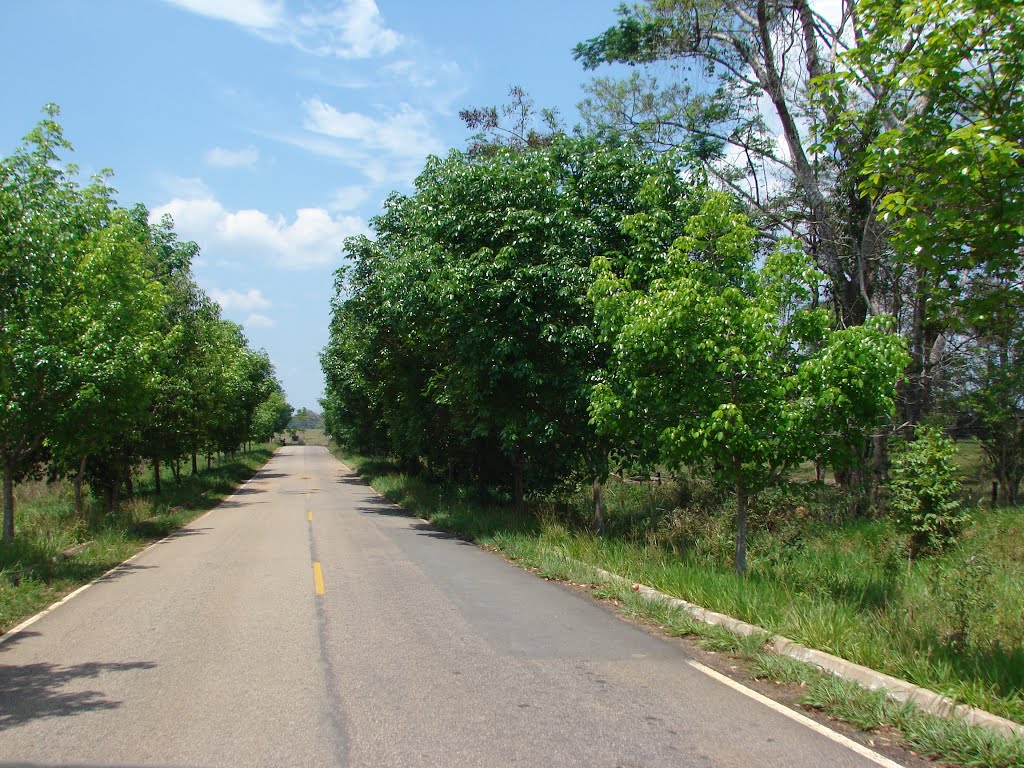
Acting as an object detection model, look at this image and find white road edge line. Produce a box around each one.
[0,461,269,647]
[688,660,905,768]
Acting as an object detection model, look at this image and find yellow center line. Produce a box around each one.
[312,562,325,595]
[308,511,313,522]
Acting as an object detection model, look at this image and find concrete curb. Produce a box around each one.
[589,566,1024,740]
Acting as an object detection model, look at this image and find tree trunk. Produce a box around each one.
[74,455,88,517]
[901,267,946,429]
[124,460,134,501]
[735,488,749,576]
[511,459,526,517]
[191,451,198,476]
[870,429,887,509]
[474,444,489,503]
[3,455,15,545]
[592,475,605,535]
[997,466,1020,507]
[172,460,182,485]
[153,456,161,495]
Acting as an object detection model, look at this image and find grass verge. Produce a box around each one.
[335,447,1024,768]
[0,446,274,634]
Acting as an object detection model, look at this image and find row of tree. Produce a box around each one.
[321,0,1023,571]
[0,107,293,544]
[319,136,908,571]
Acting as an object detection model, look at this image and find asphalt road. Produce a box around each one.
[0,446,906,767]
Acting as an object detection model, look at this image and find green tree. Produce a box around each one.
[135,210,203,492]
[289,407,323,431]
[0,108,89,541]
[888,427,969,556]
[50,206,167,513]
[252,390,293,442]
[590,193,908,573]
[321,135,698,514]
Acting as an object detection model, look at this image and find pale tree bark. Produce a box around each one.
[592,475,606,535]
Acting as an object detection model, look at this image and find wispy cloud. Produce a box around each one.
[161,0,402,59]
[260,96,446,190]
[152,194,367,270]
[209,287,272,312]
[162,0,282,29]
[294,0,402,59]
[157,175,214,198]
[205,146,260,168]
[243,313,276,328]
[303,97,444,158]
[328,185,370,212]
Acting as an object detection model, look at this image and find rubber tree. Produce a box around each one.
[590,193,908,574]
[0,109,82,542]
[322,135,702,515]
[50,207,167,514]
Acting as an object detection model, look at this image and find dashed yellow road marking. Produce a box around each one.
[312,562,325,595]
[308,511,313,522]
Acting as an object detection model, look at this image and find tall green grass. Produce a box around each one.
[0,446,274,633]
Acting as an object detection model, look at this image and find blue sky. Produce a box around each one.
[0,0,625,410]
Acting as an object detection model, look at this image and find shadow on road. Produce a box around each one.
[0,658,157,730]
[217,500,268,509]
[165,527,212,540]
[354,499,476,545]
[355,497,411,517]
[0,631,42,654]
[254,472,287,480]
[95,563,157,586]
[335,475,368,487]
[409,522,475,546]
[231,486,266,495]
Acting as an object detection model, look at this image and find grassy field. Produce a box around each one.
[0,446,274,633]
[298,428,329,446]
[334,446,1024,767]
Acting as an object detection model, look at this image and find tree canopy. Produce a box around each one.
[0,108,291,540]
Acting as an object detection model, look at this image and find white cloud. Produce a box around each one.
[261,129,427,189]
[205,146,260,168]
[383,60,436,89]
[295,0,402,59]
[244,313,276,328]
[162,0,402,59]
[152,195,367,270]
[158,175,213,198]
[303,97,444,158]
[161,0,283,29]
[328,185,370,212]
[209,287,272,312]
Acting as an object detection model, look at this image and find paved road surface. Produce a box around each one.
[0,446,903,767]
